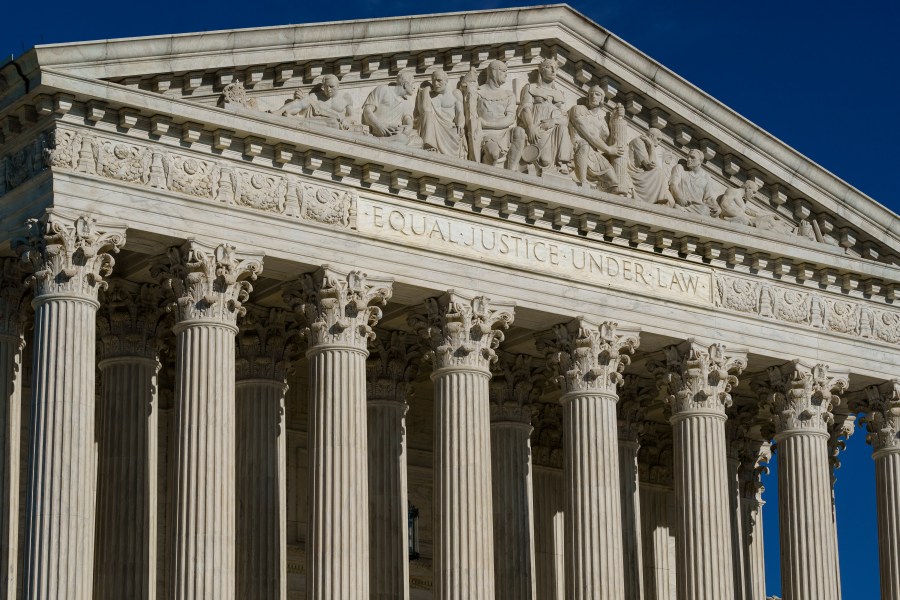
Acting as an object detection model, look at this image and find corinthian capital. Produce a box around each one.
[649,341,747,416]
[283,266,393,350]
[489,351,542,424]
[152,241,263,326]
[863,380,900,453]
[236,306,301,381]
[14,213,126,300]
[0,258,28,338]
[408,291,514,372]
[618,374,654,442]
[753,360,849,435]
[536,318,640,397]
[366,329,420,405]
[97,279,169,360]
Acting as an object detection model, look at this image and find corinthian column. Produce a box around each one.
[755,360,849,600]
[13,213,126,600]
[410,292,514,599]
[862,380,900,600]
[94,281,167,600]
[0,259,27,600]
[366,329,419,600]
[537,318,640,600]
[618,376,649,600]
[154,241,263,600]
[284,267,392,600]
[235,307,298,600]
[489,352,539,600]
[650,341,747,600]
[739,438,771,600]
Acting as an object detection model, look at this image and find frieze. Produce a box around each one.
[715,273,900,346]
[26,126,356,230]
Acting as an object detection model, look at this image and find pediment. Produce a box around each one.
[2,6,899,285]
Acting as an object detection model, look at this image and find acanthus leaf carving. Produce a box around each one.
[648,341,746,416]
[151,240,263,326]
[531,400,563,468]
[13,213,127,300]
[283,266,393,350]
[408,291,514,372]
[753,360,849,434]
[618,374,654,442]
[97,279,170,360]
[638,422,674,485]
[536,317,639,397]
[0,258,29,339]
[489,351,542,424]
[236,305,301,381]
[862,380,900,453]
[366,328,420,405]
[827,412,856,486]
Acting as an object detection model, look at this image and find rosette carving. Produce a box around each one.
[283,266,393,350]
[753,360,849,434]
[236,306,301,381]
[862,380,900,452]
[366,329,420,404]
[97,279,169,360]
[649,341,746,416]
[152,241,263,326]
[489,351,542,423]
[536,318,640,397]
[14,213,126,300]
[408,292,514,372]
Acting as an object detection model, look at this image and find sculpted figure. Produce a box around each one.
[627,127,672,204]
[717,180,761,225]
[669,149,717,215]
[466,60,526,170]
[362,69,423,147]
[518,58,573,174]
[415,69,465,157]
[568,85,623,190]
[271,75,356,130]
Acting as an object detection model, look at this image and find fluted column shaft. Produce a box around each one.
[776,430,839,599]
[671,410,735,599]
[367,400,409,600]
[875,448,900,600]
[24,295,99,600]
[619,439,644,600]
[741,498,766,600]
[235,379,287,600]
[410,292,513,600]
[15,215,127,600]
[433,367,495,597]
[171,322,238,598]
[491,419,536,600]
[758,360,848,600]
[534,468,564,600]
[94,356,159,600]
[727,456,748,600]
[286,267,392,600]
[0,327,24,600]
[563,391,625,599]
[639,484,676,600]
[155,240,263,600]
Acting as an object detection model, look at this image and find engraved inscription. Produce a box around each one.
[357,199,713,305]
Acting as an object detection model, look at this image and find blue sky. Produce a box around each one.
[6,0,896,597]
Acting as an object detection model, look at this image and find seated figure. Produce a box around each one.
[670,149,717,216]
[627,127,671,205]
[518,58,573,174]
[416,69,465,157]
[270,75,357,131]
[568,85,623,190]
[466,60,526,170]
[362,69,423,147]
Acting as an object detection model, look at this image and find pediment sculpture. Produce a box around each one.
[214,57,835,245]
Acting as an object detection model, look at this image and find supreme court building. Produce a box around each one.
[0,5,898,600]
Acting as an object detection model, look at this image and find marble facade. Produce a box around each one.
[0,5,898,599]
